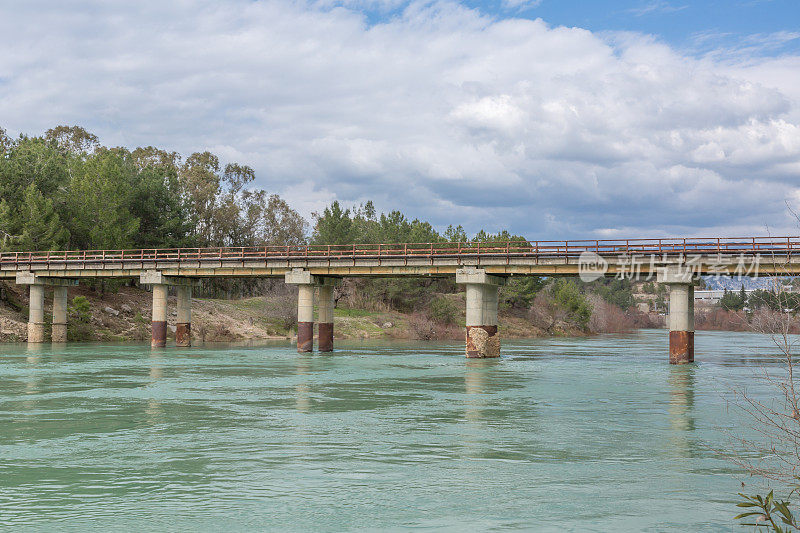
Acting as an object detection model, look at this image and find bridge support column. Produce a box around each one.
[52,286,68,343]
[457,268,505,358]
[141,271,195,349]
[318,284,334,352]
[658,267,697,364]
[175,286,191,347]
[285,270,340,353]
[28,284,46,343]
[15,272,78,344]
[296,284,315,352]
[151,284,168,348]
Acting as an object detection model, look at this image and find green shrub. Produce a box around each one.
[500,276,545,309]
[70,296,91,322]
[553,279,592,329]
[67,296,94,341]
[429,295,459,325]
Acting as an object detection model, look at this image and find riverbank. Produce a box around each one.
[0,283,592,343]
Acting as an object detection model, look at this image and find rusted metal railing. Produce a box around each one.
[1,236,798,267]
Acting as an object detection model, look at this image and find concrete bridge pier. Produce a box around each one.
[285,269,339,353]
[15,272,77,343]
[141,271,194,348]
[296,284,315,352]
[658,267,697,364]
[175,286,192,347]
[456,268,505,358]
[150,284,168,348]
[318,284,335,352]
[286,269,316,352]
[27,284,46,343]
[52,287,68,343]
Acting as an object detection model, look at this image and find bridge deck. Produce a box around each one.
[2,237,799,279]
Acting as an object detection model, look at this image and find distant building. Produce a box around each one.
[694,289,758,305]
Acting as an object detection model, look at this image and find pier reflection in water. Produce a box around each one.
[0,330,786,531]
[668,365,697,459]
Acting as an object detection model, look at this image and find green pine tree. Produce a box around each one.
[17,183,70,250]
[312,201,354,245]
[0,198,15,250]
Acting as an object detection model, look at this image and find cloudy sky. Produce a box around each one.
[2,0,799,239]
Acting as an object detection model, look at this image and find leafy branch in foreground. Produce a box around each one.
[736,490,798,531]
[725,212,800,531]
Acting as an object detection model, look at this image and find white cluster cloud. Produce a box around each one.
[1,0,799,239]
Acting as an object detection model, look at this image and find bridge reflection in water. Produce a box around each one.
[668,366,697,460]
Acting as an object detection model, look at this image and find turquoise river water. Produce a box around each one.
[0,329,790,531]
